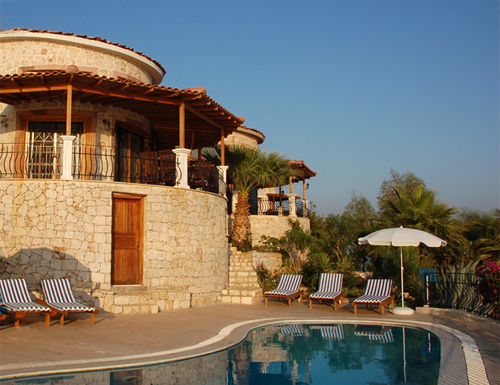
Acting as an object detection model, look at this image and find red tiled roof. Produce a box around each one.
[240,126,266,139]
[290,160,317,180]
[9,28,166,76]
[0,70,245,148]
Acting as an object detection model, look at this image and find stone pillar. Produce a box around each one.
[173,148,190,189]
[60,135,75,180]
[288,194,297,217]
[217,165,229,196]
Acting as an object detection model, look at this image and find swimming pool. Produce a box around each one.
[3,323,441,384]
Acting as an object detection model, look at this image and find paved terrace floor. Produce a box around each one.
[0,300,499,384]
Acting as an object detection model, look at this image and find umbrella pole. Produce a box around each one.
[400,246,405,308]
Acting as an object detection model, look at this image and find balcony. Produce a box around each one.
[0,143,227,195]
[248,192,309,218]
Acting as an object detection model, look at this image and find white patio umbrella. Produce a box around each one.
[358,226,447,315]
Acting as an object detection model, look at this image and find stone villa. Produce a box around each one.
[0,29,315,314]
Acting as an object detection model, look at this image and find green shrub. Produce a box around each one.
[255,263,280,292]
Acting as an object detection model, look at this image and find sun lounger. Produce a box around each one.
[264,274,303,307]
[353,279,395,315]
[39,278,99,325]
[309,273,343,310]
[0,278,54,328]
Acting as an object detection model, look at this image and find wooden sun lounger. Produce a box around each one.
[264,274,303,307]
[353,279,395,315]
[0,278,55,328]
[38,278,99,325]
[309,273,343,310]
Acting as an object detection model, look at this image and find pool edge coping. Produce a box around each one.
[0,317,490,384]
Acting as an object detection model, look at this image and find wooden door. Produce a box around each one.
[112,195,143,285]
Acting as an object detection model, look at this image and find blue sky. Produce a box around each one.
[1,0,498,216]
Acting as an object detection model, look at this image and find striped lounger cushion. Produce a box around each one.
[353,279,392,304]
[0,279,50,312]
[309,273,343,299]
[368,330,394,343]
[311,324,344,340]
[265,275,302,296]
[41,279,94,312]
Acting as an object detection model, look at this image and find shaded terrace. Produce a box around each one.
[0,70,245,193]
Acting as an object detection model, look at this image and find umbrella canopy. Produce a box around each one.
[358,226,447,310]
[358,227,447,247]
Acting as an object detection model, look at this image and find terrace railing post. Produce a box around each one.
[288,194,297,217]
[217,165,228,196]
[303,200,310,217]
[60,135,75,180]
[173,148,190,189]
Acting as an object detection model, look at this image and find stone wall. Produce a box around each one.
[0,180,229,313]
[0,39,155,84]
[249,216,310,246]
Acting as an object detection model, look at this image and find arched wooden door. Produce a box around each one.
[112,194,143,285]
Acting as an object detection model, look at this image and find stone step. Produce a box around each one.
[220,295,263,305]
[222,287,262,297]
[229,280,259,287]
[229,265,255,272]
[229,270,257,278]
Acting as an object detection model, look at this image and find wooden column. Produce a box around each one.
[66,85,73,135]
[179,102,185,148]
[289,176,293,194]
[220,127,225,166]
[303,181,307,200]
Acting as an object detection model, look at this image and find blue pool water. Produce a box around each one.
[4,324,440,384]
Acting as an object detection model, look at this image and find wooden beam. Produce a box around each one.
[184,104,224,130]
[66,85,72,135]
[0,84,69,93]
[179,102,185,148]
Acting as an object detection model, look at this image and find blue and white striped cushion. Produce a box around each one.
[0,278,50,312]
[280,324,304,336]
[41,279,94,312]
[368,330,394,343]
[353,279,392,303]
[311,324,344,340]
[265,274,302,295]
[309,273,343,299]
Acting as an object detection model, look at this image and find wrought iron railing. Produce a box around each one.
[0,143,63,179]
[0,143,227,195]
[248,195,308,217]
[423,272,498,320]
[188,161,226,195]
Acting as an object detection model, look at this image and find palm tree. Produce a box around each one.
[203,145,300,249]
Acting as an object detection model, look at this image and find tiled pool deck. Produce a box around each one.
[0,300,498,384]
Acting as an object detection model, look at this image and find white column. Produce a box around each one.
[60,135,75,180]
[173,148,190,189]
[288,193,297,217]
[217,165,229,196]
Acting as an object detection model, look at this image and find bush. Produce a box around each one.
[255,263,280,292]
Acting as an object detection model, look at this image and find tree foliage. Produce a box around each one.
[204,145,299,249]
